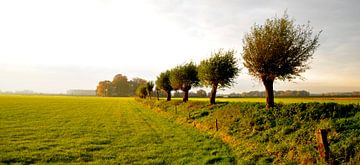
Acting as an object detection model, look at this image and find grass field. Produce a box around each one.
[172,97,360,104]
[139,98,360,164]
[0,95,234,164]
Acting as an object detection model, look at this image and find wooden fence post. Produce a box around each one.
[315,129,330,162]
[215,119,218,131]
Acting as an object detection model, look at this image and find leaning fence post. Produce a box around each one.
[315,129,330,162]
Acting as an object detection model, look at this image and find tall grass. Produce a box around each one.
[138,98,360,164]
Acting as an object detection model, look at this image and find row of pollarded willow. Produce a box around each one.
[156,62,200,102]
[157,13,321,108]
[156,50,239,104]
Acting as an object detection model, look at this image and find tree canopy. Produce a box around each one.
[96,80,112,97]
[242,13,321,108]
[196,89,207,98]
[96,74,147,97]
[112,74,129,97]
[198,49,240,104]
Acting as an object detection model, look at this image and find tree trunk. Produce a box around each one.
[166,90,171,101]
[210,83,218,104]
[262,78,275,110]
[156,90,159,100]
[183,90,189,102]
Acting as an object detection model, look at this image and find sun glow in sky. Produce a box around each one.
[0,0,359,94]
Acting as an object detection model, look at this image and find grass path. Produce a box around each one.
[0,96,234,164]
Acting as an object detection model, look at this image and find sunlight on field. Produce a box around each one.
[0,95,234,164]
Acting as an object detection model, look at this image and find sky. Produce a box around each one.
[0,0,359,94]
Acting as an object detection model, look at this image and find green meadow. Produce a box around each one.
[1,95,359,164]
[0,95,234,164]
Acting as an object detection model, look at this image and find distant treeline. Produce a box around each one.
[172,90,208,98]
[67,90,96,96]
[224,90,360,98]
[0,90,36,95]
[234,90,311,97]
[317,91,360,97]
[96,74,148,97]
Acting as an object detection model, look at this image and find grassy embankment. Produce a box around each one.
[137,97,360,164]
[174,97,360,104]
[0,95,235,164]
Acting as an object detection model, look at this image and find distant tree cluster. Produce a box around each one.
[96,74,148,97]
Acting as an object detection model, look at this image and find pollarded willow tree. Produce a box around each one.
[198,49,240,104]
[155,70,173,101]
[170,62,199,102]
[146,81,154,99]
[242,13,321,109]
[136,84,148,99]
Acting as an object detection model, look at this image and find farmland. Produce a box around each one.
[1,95,359,164]
[0,95,234,164]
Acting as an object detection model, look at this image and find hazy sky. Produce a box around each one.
[0,0,359,94]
